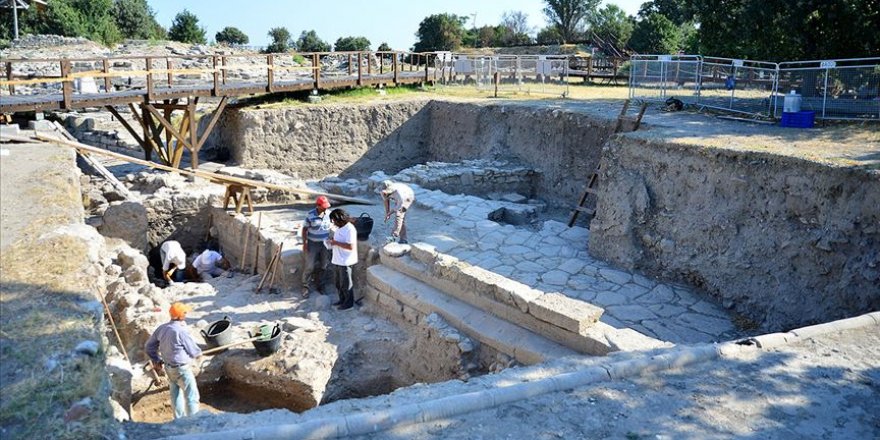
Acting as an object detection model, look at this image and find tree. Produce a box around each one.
[266,27,293,53]
[542,0,600,43]
[536,25,564,45]
[113,0,164,40]
[629,12,682,54]
[215,26,249,45]
[500,11,533,46]
[637,0,695,25]
[168,9,206,44]
[377,42,391,52]
[32,0,122,45]
[588,4,634,48]
[297,30,330,52]
[413,13,468,52]
[334,36,370,52]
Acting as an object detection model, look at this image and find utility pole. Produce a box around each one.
[12,0,19,40]
[470,12,477,29]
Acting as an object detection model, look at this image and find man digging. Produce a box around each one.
[300,196,332,298]
[145,302,203,419]
[380,180,414,244]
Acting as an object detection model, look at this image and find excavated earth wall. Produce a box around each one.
[590,137,880,331]
[204,100,617,207]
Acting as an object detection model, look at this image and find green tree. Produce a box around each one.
[629,12,682,54]
[32,0,122,45]
[588,4,634,48]
[413,13,468,52]
[377,42,391,52]
[536,25,564,45]
[215,26,249,45]
[113,0,164,40]
[297,30,330,52]
[334,36,371,52]
[168,9,206,44]
[637,0,695,25]
[542,0,600,43]
[265,27,293,53]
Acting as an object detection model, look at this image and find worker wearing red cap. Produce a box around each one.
[300,195,332,298]
[145,302,202,419]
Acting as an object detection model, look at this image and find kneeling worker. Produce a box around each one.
[145,302,202,419]
[160,240,186,283]
[192,246,230,279]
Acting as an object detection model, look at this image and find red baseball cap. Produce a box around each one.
[316,196,331,209]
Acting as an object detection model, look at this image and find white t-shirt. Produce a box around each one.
[160,241,186,271]
[192,250,223,275]
[382,183,414,210]
[331,223,358,266]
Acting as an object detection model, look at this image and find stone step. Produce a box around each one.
[366,265,577,364]
[379,245,666,354]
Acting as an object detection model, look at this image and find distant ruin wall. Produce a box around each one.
[589,137,880,331]
[425,102,617,208]
[201,100,432,179]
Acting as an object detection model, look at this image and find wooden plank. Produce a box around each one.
[144,102,191,150]
[104,105,147,150]
[102,59,112,93]
[61,60,72,109]
[33,134,377,205]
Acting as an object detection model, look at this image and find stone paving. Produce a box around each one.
[319,172,749,345]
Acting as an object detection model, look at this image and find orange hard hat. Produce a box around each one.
[316,196,331,209]
[169,302,192,320]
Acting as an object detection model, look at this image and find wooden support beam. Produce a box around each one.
[188,97,198,169]
[34,133,377,205]
[5,61,14,94]
[102,59,112,93]
[194,96,228,151]
[61,59,72,109]
[267,54,275,93]
[212,55,220,96]
[166,58,174,87]
[145,56,154,99]
[142,101,171,165]
[131,102,153,161]
[144,102,191,150]
[105,105,147,151]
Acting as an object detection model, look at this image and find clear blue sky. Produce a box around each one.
[147,0,643,49]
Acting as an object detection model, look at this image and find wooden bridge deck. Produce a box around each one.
[0,51,433,113]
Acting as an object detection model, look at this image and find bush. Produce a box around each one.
[216,26,248,45]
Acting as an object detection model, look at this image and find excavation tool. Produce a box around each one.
[252,212,263,275]
[201,324,276,356]
[256,243,284,294]
[239,216,252,271]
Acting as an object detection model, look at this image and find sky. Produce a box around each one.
[147,0,643,50]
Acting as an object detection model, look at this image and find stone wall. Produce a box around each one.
[425,102,618,207]
[589,137,880,331]
[205,100,617,208]
[200,100,433,179]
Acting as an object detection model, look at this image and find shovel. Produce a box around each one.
[200,324,274,356]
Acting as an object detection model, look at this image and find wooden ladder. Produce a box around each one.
[568,100,648,228]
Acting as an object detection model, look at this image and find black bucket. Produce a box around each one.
[250,323,283,357]
[201,315,234,348]
[354,212,374,241]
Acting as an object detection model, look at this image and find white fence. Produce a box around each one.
[434,53,570,96]
[629,55,879,120]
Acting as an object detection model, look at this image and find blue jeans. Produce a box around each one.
[166,365,200,418]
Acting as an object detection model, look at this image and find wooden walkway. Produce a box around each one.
[0,51,435,113]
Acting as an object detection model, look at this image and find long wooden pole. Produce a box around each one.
[32,133,375,205]
[252,212,263,275]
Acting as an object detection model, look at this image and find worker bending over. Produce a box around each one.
[380,180,414,244]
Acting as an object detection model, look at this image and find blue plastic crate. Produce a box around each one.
[780,111,815,128]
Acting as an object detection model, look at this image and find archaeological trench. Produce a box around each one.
[7,97,878,438]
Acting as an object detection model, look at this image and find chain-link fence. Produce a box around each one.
[629,55,879,120]
[434,54,570,97]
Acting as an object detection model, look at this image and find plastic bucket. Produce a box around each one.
[201,315,234,348]
[250,323,283,357]
[354,212,374,241]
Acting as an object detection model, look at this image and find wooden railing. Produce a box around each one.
[0,50,436,112]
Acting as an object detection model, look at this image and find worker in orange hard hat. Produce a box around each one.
[145,302,203,419]
[300,196,332,298]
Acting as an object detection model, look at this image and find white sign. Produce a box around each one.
[454,56,474,74]
[732,59,744,67]
[658,55,672,61]
[820,60,837,69]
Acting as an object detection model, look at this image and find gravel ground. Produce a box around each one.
[360,323,880,440]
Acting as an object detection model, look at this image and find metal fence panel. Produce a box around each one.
[628,55,702,102]
[435,54,570,97]
[776,58,880,120]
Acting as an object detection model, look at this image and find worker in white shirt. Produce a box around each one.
[380,180,415,244]
[191,246,230,279]
[328,209,358,310]
[160,240,187,283]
